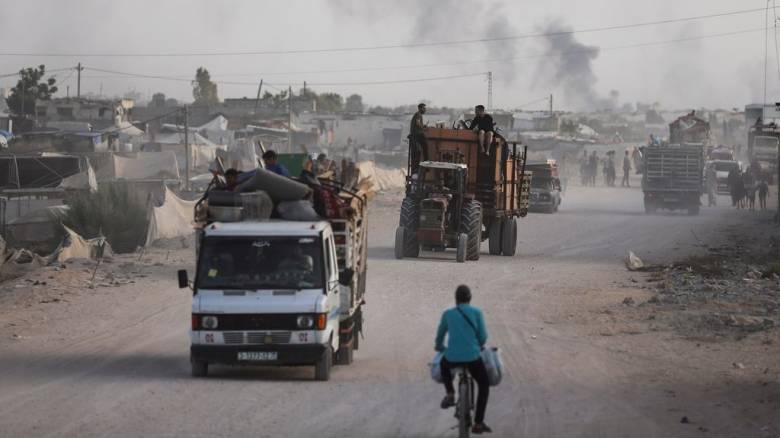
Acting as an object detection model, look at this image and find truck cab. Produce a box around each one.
[179,220,354,381]
[526,162,562,214]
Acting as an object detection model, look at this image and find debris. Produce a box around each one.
[732,362,745,370]
[625,251,644,271]
[622,297,636,306]
[680,416,690,424]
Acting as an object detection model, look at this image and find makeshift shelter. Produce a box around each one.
[58,161,98,192]
[145,187,197,246]
[113,151,180,180]
[5,205,70,253]
[49,225,112,263]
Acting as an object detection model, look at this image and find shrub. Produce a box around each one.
[63,184,148,253]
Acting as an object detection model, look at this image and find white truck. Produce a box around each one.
[178,181,367,381]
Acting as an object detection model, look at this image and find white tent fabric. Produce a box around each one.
[198,115,228,131]
[51,225,112,263]
[103,121,145,137]
[114,151,180,180]
[58,161,98,192]
[145,187,197,246]
[355,161,406,192]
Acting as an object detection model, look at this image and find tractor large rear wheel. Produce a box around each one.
[460,201,482,261]
[399,198,420,258]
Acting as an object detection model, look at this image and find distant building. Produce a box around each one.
[35,98,134,131]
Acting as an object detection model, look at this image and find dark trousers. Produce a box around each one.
[410,135,428,174]
[621,169,630,187]
[440,357,490,424]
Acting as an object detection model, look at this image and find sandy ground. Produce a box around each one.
[0,179,778,438]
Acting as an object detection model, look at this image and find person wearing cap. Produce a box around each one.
[435,285,492,434]
[409,103,429,175]
[468,105,495,156]
[262,150,291,177]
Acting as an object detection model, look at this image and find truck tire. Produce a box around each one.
[460,201,482,261]
[315,346,333,381]
[644,199,656,214]
[399,198,420,258]
[191,360,208,378]
[335,344,353,365]
[501,217,518,256]
[394,227,405,259]
[488,218,503,255]
[456,233,468,263]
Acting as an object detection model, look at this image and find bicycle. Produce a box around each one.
[453,366,476,438]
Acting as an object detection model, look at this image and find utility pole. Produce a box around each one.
[76,63,84,98]
[549,94,553,115]
[487,71,493,111]
[288,86,293,152]
[184,106,190,191]
[253,79,263,115]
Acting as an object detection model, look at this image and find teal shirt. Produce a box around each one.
[435,304,488,363]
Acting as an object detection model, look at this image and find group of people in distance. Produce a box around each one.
[724,165,771,211]
[579,149,634,188]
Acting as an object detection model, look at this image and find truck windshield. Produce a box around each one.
[714,162,737,172]
[531,178,552,189]
[196,236,324,290]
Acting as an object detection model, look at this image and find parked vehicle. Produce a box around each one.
[706,159,740,194]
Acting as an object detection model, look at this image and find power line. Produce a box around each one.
[0,66,75,78]
[0,6,771,58]
[76,26,764,88]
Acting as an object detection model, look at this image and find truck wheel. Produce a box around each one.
[644,199,656,214]
[399,198,420,258]
[488,218,503,255]
[335,344,353,365]
[501,218,518,256]
[315,346,333,381]
[460,201,482,261]
[394,227,405,259]
[191,360,208,378]
[456,233,468,263]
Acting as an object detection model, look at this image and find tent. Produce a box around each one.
[145,187,197,246]
[49,225,112,263]
[113,151,180,180]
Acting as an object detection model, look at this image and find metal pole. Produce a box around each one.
[184,106,190,191]
[288,86,293,153]
[549,94,553,115]
[253,79,263,114]
[77,63,83,98]
[487,72,493,111]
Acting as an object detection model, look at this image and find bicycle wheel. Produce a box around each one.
[458,378,471,438]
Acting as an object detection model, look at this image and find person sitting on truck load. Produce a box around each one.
[436,285,492,434]
[467,105,495,156]
[409,103,428,175]
[262,150,291,177]
[224,168,240,191]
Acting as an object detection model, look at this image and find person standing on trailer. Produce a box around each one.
[409,103,428,175]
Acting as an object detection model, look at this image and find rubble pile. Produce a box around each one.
[639,233,780,338]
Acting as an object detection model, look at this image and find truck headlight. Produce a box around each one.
[297,315,314,329]
[201,315,218,329]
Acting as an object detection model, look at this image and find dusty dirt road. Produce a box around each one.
[0,184,778,438]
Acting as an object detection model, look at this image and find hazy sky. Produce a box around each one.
[0,0,776,111]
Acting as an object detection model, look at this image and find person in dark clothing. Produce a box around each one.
[409,103,428,175]
[468,105,495,156]
[436,285,492,434]
[262,150,291,177]
[728,167,743,208]
[224,168,240,191]
[621,150,631,187]
[588,151,598,186]
[758,180,770,210]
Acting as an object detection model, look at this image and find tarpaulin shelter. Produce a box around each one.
[49,225,112,263]
[112,151,180,180]
[0,154,88,189]
[145,186,196,246]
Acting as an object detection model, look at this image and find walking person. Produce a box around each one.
[580,150,589,186]
[588,151,598,187]
[621,150,631,187]
[706,164,717,207]
[436,285,492,434]
[728,167,743,208]
[743,168,756,211]
[758,179,770,210]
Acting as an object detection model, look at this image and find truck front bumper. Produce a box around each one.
[191,344,326,366]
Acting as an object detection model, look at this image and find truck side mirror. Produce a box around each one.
[338,268,354,286]
[177,270,189,289]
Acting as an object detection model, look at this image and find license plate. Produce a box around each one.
[237,351,277,361]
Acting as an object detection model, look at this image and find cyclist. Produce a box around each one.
[435,285,492,434]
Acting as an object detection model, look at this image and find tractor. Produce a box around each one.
[394,127,530,262]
